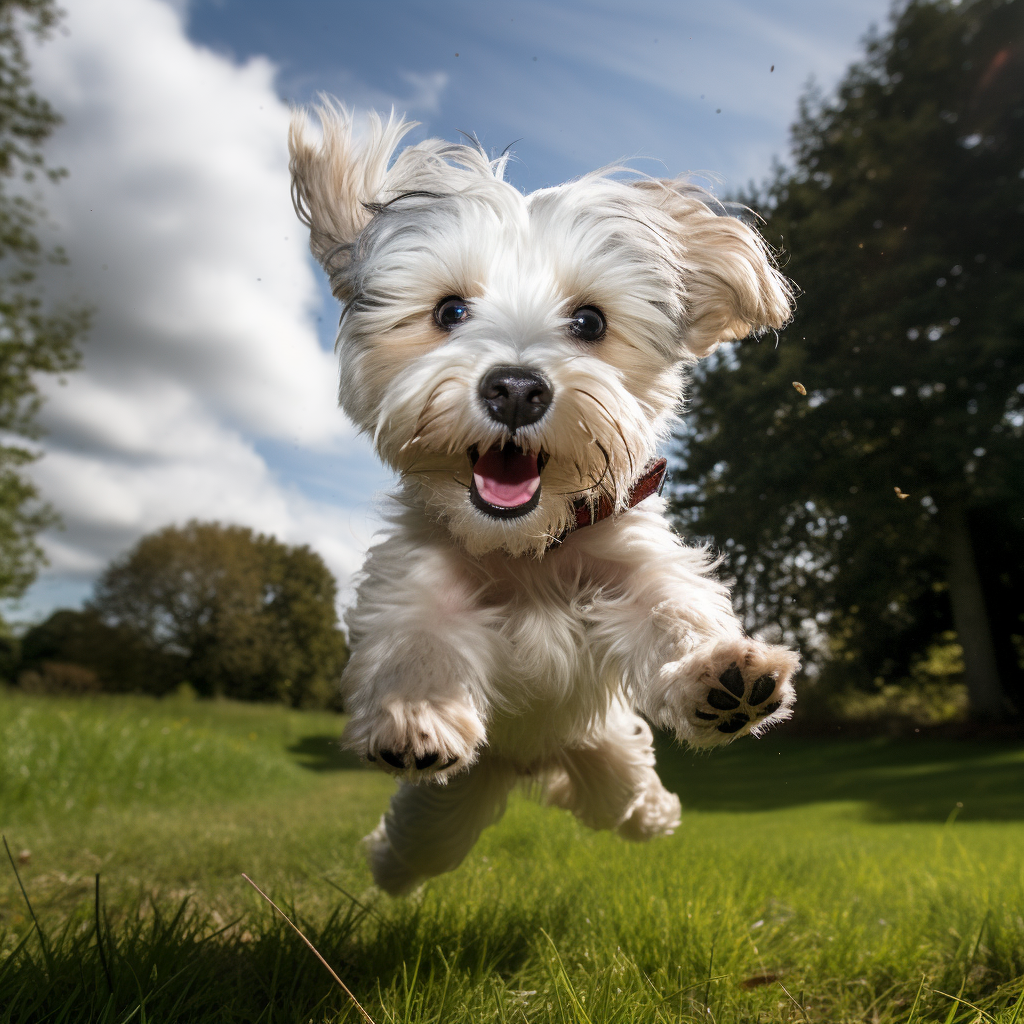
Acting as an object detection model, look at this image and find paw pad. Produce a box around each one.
[699,663,784,735]
[370,748,459,773]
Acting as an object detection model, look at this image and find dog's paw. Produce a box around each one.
[616,773,682,842]
[344,698,485,782]
[661,638,799,748]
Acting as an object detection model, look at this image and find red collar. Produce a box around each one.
[548,457,667,548]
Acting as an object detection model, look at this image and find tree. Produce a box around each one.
[0,0,86,599]
[671,0,1024,718]
[90,521,349,705]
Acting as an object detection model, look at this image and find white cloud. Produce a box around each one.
[10,0,390,620]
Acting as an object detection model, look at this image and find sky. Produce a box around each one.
[11,0,894,624]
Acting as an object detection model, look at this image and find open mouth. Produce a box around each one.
[469,443,546,519]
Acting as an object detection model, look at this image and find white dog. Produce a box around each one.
[289,107,800,895]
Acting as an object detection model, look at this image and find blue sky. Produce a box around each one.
[13,0,893,623]
[187,0,893,195]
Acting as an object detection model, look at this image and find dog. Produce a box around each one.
[289,106,800,895]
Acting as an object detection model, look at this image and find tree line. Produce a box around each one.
[9,521,349,707]
[671,0,1023,720]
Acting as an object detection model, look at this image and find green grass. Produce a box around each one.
[1,689,1023,1023]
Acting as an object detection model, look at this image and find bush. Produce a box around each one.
[19,607,168,692]
[18,660,100,695]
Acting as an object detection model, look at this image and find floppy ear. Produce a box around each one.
[288,104,417,300]
[638,181,794,358]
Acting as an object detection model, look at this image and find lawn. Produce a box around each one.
[1,689,1022,1023]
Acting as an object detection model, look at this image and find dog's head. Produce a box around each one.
[290,105,792,557]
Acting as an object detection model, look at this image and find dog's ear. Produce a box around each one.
[637,181,794,358]
[289,104,417,300]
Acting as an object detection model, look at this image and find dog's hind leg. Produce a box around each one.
[364,757,516,895]
[545,702,681,841]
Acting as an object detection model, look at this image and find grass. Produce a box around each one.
[0,688,1022,1023]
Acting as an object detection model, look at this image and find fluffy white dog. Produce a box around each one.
[289,107,800,895]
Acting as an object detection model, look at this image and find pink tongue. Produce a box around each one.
[473,447,540,507]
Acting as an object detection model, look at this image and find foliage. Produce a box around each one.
[1,691,1023,1022]
[0,0,87,600]
[17,606,158,691]
[42,521,351,705]
[671,0,1024,714]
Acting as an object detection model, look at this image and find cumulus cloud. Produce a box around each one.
[14,0,391,618]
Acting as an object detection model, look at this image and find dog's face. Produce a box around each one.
[290,108,792,557]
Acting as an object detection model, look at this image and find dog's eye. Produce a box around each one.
[568,306,605,343]
[434,296,471,330]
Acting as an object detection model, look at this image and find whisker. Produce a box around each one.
[575,388,636,478]
[410,409,450,441]
[591,441,613,494]
[406,466,472,492]
[553,441,617,502]
[593,440,620,507]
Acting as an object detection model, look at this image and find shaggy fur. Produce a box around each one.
[289,105,800,895]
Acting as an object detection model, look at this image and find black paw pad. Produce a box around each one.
[707,689,740,711]
[749,674,776,706]
[698,662,788,735]
[719,663,745,697]
[414,752,439,770]
[717,713,749,734]
[379,749,406,769]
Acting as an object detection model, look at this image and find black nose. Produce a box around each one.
[478,366,553,430]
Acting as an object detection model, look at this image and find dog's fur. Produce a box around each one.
[289,106,800,895]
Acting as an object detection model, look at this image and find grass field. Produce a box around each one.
[1,689,1023,1023]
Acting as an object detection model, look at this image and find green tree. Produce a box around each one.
[90,521,349,705]
[0,0,86,599]
[671,0,1024,718]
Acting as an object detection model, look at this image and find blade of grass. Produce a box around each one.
[242,872,375,1024]
[320,875,383,923]
[0,926,35,985]
[95,873,114,994]
[539,929,592,1024]
[906,974,927,1024]
[1006,985,1024,1024]
[778,980,811,1024]
[703,936,716,1016]
[942,978,969,1024]
[931,990,998,1024]
[2,834,50,973]
[433,946,453,1024]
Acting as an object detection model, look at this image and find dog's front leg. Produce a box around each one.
[342,536,498,782]
[586,508,799,748]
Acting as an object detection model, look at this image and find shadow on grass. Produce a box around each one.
[283,727,1024,821]
[654,733,1024,822]
[285,728,1024,820]
[286,734,368,773]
